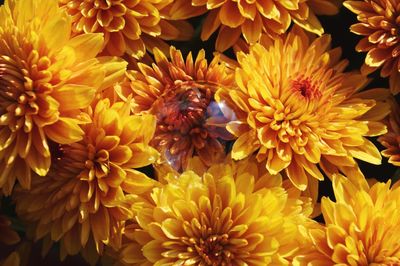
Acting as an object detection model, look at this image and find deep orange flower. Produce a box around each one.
[0,215,19,246]
[121,47,236,171]
[166,0,342,51]
[344,0,400,95]
[0,0,127,195]
[379,97,400,166]
[0,252,19,266]
[59,0,193,58]
[0,209,20,266]
[14,99,159,258]
[216,27,389,191]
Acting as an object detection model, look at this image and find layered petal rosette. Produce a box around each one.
[59,0,194,58]
[166,0,343,51]
[294,175,400,265]
[122,47,236,171]
[14,99,159,258]
[0,0,127,195]
[344,0,400,95]
[216,27,389,191]
[119,160,314,265]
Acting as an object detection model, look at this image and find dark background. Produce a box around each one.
[0,0,398,265]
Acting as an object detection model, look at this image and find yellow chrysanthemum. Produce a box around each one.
[216,27,389,191]
[379,97,400,166]
[155,154,321,213]
[0,0,127,195]
[58,0,193,58]
[14,98,159,258]
[119,161,314,265]
[344,0,400,95]
[120,47,235,171]
[168,0,342,51]
[293,175,400,265]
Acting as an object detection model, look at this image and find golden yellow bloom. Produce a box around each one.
[180,0,342,51]
[294,175,400,265]
[59,0,193,58]
[119,161,314,265]
[122,47,235,171]
[14,99,159,258]
[0,0,127,195]
[216,27,389,191]
[379,97,400,166]
[344,0,400,95]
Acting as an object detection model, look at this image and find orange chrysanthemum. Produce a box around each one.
[0,210,20,266]
[120,47,235,171]
[169,0,342,51]
[216,27,389,191]
[379,97,400,166]
[119,161,314,265]
[0,215,19,247]
[344,0,400,95]
[0,0,127,195]
[14,98,159,258]
[59,0,193,58]
[294,175,400,265]
[0,252,19,266]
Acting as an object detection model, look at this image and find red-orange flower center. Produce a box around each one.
[194,234,230,265]
[151,83,230,170]
[292,77,321,100]
[156,86,211,134]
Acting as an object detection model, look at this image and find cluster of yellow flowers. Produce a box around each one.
[0,0,399,265]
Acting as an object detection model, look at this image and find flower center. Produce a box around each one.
[66,0,128,32]
[155,85,212,134]
[0,55,38,132]
[194,234,231,265]
[150,82,233,170]
[152,84,214,156]
[83,144,110,180]
[150,85,213,169]
[292,76,321,100]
